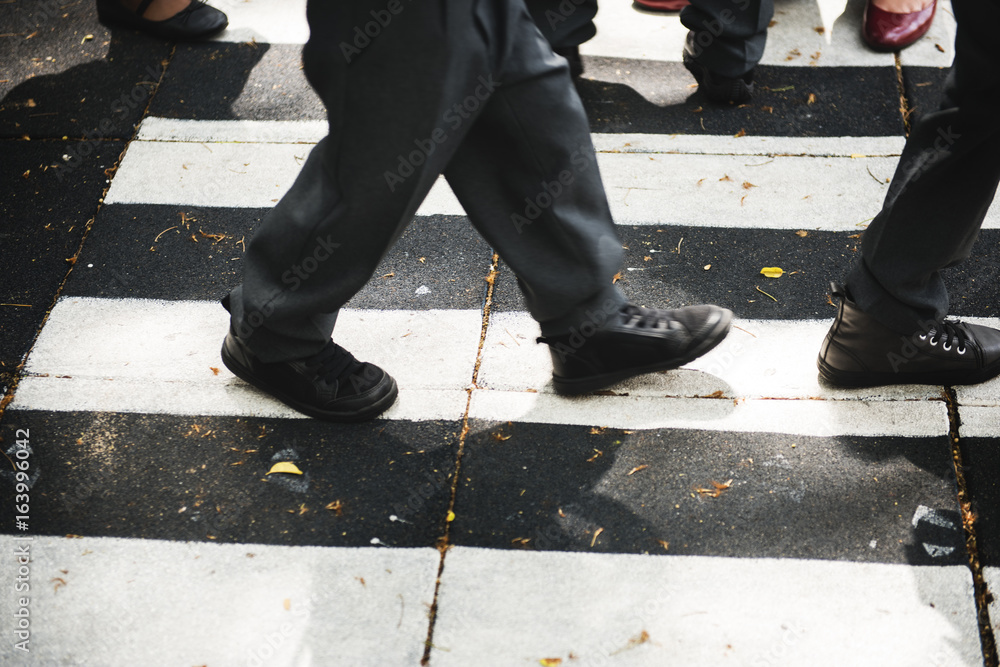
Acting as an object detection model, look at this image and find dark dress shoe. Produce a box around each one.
[862,0,936,52]
[96,0,228,41]
[221,330,398,422]
[817,283,1000,388]
[539,303,733,395]
[683,33,754,104]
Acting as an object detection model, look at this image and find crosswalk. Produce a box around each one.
[4,1,1000,665]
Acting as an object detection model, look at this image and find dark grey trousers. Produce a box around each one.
[525,0,772,78]
[227,0,625,363]
[847,0,1000,334]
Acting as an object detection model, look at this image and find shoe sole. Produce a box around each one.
[552,309,734,396]
[221,343,398,422]
[817,356,1000,388]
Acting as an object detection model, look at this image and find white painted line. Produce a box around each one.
[478,312,946,402]
[210,0,309,45]
[11,298,957,436]
[956,406,1000,439]
[589,133,906,157]
[11,298,480,420]
[432,546,980,666]
[108,138,983,231]
[137,117,329,144]
[136,119,906,157]
[0,535,436,666]
[468,391,948,437]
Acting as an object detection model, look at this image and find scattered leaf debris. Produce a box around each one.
[590,527,604,547]
[627,465,649,476]
[795,230,809,237]
[326,500,344,516]
[696,479,733,498]
[586,449,604,462]
[657,540,669,551]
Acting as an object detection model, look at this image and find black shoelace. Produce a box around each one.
[307,342,358,384]
[620,305,677,331]
[923,320,970,354]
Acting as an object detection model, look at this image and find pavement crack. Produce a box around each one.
[420,252,500,665]
[944,385,997,667]
[894,52,913,136]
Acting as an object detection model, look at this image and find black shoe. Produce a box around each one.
[553,45,584,79]
[96,0,228,41]
[817,283,1000,388]
[682,33,754,104]
[539,303,733,395]
[221,330,398,422]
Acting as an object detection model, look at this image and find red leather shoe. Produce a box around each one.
[862,0,937,51]
[633,0,690,12]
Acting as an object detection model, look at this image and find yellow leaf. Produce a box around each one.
[539,660,563,667]
[760,266,784,278]
[267,462,303,475]
[446,510,456,522]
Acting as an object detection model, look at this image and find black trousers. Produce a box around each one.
[847,0,1000,334]
[228,0,625,362]
[525,0,772,78]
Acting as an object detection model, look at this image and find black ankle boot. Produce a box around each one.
[817,282,1000,387]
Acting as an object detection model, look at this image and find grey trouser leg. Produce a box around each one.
[524,0,598,49]
[227,0,624,362]
[681,0,772,78]
[846,0,1000,334]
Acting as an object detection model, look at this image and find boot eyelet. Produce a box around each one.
[929,337,938,346]
[958,347,967,355]
[918,334,927,341]
[943,342,952,351]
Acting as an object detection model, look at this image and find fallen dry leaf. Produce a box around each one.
[760,266,784,278]
[591,527,604,547]
[210,367,220,375]
[627,465,649,476]
[539,659,563,667]
[326,500,344,515]
[795,230,809,237]
[742,181,757,190]
[734,128,746,138]
[612,272,622,284]
[657,540,669,551]
[267,461,303,476]
[807,93,817,104]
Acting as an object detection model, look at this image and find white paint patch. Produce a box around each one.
[0,535,437,666]
[479,312,946,402]
[11,298,479,420]
[107,137,990,231]
[431,546,980,666]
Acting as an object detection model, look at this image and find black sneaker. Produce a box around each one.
[221,330,398,422]
[682,33,754,104]
[539,303,733,395]
[817,283,1000,388]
